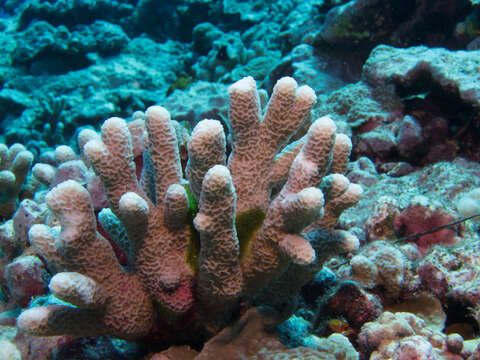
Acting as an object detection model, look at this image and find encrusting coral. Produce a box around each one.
[17,76,362,345]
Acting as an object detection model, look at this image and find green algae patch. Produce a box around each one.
[185,224,201,272]
[236,208,266,260]
[183,183,200,271]
[182,184,198,216]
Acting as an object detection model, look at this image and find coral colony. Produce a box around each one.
[1,1,480,359]
[18,76,361,343]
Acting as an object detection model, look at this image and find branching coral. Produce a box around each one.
[17,76,361,344]
[0,144,34,219]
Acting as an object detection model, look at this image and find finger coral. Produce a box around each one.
[18,76,361,344]
[0,143,34,219]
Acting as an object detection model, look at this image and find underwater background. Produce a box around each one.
[0,0,480,359]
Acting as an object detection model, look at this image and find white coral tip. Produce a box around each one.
[229,76,256,94]
[145,105,171,122]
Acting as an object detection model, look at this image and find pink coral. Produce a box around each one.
[17,77,361,345]
[393,197,457,255]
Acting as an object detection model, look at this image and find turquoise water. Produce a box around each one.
[0,1,479,359]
